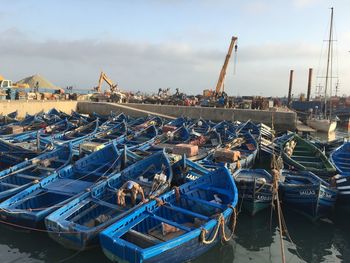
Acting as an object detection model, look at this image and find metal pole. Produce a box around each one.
[307,68,313,101]
[287,70,294,107]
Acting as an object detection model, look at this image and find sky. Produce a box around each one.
[1,0,349,97]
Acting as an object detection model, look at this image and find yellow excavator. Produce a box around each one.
[92,71,125,102]
[202,36,238,105]
[94,71,118,93]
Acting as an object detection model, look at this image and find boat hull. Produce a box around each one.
[101,229,221,263]
[280,184,337,221]
[306,119,337,133]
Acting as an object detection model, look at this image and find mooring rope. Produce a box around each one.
[200,206,237,244]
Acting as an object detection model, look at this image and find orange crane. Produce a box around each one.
[203,36,238,98]
[95,71,118,93]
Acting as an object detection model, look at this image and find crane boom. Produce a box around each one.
[96,71,118,93]
[214,36,238,95]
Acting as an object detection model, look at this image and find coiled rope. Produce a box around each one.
[200,206,237,244]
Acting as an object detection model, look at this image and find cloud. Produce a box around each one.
[0,27,346,96]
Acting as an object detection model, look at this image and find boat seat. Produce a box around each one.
[125,229,162,246]
[195,185,231,197]
[147,225,185,242]
[0,182,18,188]
[44,179,92,195]
[291,156,319,161]
[92,198,125,211]
[147,212,193,232]
[15,174,42,180]
[182,194,225,210]
[54,159,69,164]
[37,166,56,171]
[298,161,325,168]
[164,203,209,221]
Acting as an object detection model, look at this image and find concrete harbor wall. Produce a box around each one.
[77,102,297,131]
[0,100,297,131]
[0,100,78,118]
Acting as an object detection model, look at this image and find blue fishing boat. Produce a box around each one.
[279,170,337,221]
[41,119,100,146]
[99,166,238,263]
[0,144,73,201]
[330,142,350,175]
[0,141,143,228]
[233,169,273,216]
[45,151,172,250]
[0,139,41,171]
[200,131,258,172]
[186,130,222,161]
[238,120,261,141]
[134,116,163,131]
[333,174,350,209]
[162,117,188,131]
[0,111,18,126]
[152,126,191,150]
[80,122,128,149]
[189,118,211,134]
[212,120,236,143]
[281,133,337,179]
[0,114,44,135]
[2,119,74,146]
[117,125,158,150]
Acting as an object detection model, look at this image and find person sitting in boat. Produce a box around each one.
[117,181,146,207]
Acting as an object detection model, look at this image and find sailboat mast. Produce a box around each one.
[324,7,334,119]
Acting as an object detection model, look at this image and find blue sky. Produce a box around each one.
[1,0,349,96]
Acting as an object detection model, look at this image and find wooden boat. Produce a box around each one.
[0,139,41,171]
[151,126,191,153]
[0,111,18,126]
[90,112,128,124]
[211,121,237,143]
[78,122,128,154]
[233,169,273,216]
[171,155,211,184]
[45,151,173,250]
[189,118,211,134]
[333,174,350,209]
[41,119,100,146]
[281,133,336,179]
[0,114,45,135]
[99,166,238,263]
[330,142,350,175]
[200,131,258,172]
[0,144,73,201]
[162,117,187,131]
[237,120,261,141]
[186,130,222,161]
[309,136,346,157]
[0,141,143,228]
[279,170,337,221]
[307,118,337,133]
[2,119,74,148]
[116,125,158,150]
[134,116,163,131]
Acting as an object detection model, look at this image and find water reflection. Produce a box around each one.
[194,242,235,263]
[0,208,350,262]
[283,210,336,263]
[0,225,109,263]
[235,210,274,252]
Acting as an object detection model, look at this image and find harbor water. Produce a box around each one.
[1,130,349,263]
[1,209,349,263]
